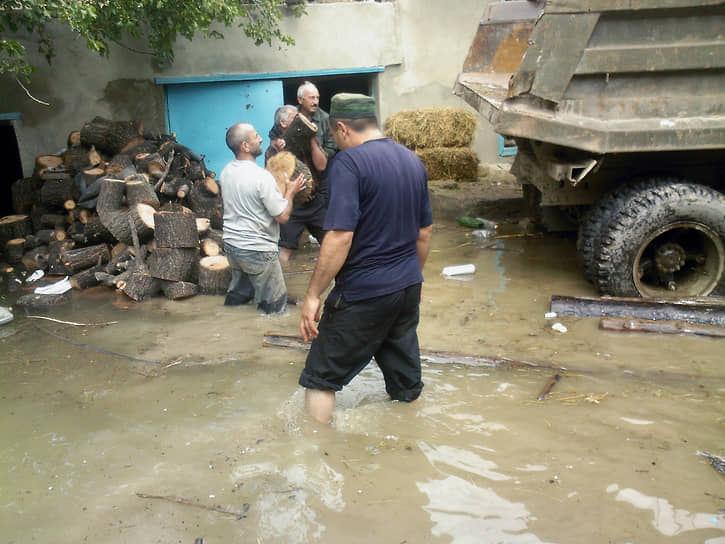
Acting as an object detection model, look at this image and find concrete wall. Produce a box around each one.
[0,1,502,178]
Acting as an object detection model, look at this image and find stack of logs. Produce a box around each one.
[1,116,232,302]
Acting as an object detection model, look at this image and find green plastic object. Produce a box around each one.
[456,216,484,228]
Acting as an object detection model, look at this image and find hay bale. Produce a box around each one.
[384,108,477,149]
[416,147,479,181]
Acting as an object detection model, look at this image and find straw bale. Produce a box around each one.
[384,108,477,149]
[416,147,479,181]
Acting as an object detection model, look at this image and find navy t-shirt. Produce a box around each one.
[324,138,433,302]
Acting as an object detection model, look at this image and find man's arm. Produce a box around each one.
[273,174,305,224]
[300,229,354,340]
[417,225,433,270]
[309,137,328,173]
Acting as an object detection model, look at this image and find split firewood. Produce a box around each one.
[80,116,143,156]
[34,155,64,177]
[198,255,230,295]
[154,209,198,249]
[60,243,111,274]
[160,280,199,300]
[266,151,315,206]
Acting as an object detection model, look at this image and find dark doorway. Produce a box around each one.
[0,123,23,216]
[282,73,375,113]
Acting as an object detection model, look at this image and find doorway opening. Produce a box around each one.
[282,72,375,113]
[0,120,23,216]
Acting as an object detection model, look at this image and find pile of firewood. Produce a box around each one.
[1,116,232,303]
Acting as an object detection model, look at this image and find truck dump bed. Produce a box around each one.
[456,0,725,155]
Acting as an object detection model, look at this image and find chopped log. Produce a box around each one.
[550,294,725,327]
[83,215,115,244]
[262,332,558,370]
[126,178,160,208]
[62,144,91,175]
[21,245,49,272]
[12,177,43,214]
[23,234,40,249]
[40,173,80,207]
[96,178,126,213]
[201,238,221,257]
[203,228,223,248]
[117,267,160,301]
[105,152,135,176]
[34,155,64,177]
[63,200,76,211]
[135,152,165,177]
[47,240,74,276]
[160,280,199,300]
[160,176,191,199]
[189,180,223,230]
[153,149,174,191]
[35,228,66,244]
[67,130,82,148]
[6,238,25,263]
[67,208,91,225]
[199,176,219,197]
[196,217,210,236]
[599,317,725,338]
[110,242,129,259]
[16,291,72,308]
[0,215,33,246]
[67,221,85,238]
[198,255,230,295]
[187,159,206,181]
[154,210,198,248]
[40,214,67,228]
[104,246,135,274]
[81,167,106,185]
[95,269,132,289]
[147,247,198,281]
[103,203,156,245]
[80,116,143,156]
[283,113,317,163]
[88,145,103,167]
[70,262,106,290]
[60,243,110,273]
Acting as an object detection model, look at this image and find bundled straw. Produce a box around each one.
[415,148,479,181]
[384,108,477,149]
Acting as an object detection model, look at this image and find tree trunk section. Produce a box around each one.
[160,280,199,300]
[284,113,317,162]
[60,243,111,273]
[70,263,107,290]
[12,177,43,214]
[16,291,72,308]
[80,117,143,156]
[117,267,160,301]
[6,238,25,263]
[34,155,64,177]
[0,215,33,246]
[103,203,156,245]
[201,238,221,257]
[147,247,198,281]
[189,180,224,230]
[126,178,160,208]
[83,215,115,244]
[198,255,231,295]
[21,246,49,272]
[96,178,127,214]
[154,210,199,248]
[40,173,80,207]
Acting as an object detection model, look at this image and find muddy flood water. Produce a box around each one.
[1,220,723,544]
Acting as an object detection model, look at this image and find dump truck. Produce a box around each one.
[455,0,725,298]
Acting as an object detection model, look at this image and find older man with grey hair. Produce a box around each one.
[219,122,305,313]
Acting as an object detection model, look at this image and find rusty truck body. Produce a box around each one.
[455,0,725,297]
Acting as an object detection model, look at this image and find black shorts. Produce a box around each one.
[279,196,327,250]
[298,283,423,402]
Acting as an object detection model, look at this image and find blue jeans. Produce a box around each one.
[224,244,287,314]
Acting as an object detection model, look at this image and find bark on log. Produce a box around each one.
[104,245,136,274]
[80,117,143,156]
[135,153,166,179]
[103,203,156,245]
[88,146,103,167]
[60,243,110,273]
[70,263,106,290]
[160,176,191,199]
[0,215,33,246]
[6,238,25,263]
[35,228,67,244]
[47,240,74,276]
[160,280,199,300]
[550,294,725,327]
[126,178,160,208]
[12,177,43,214]
[599,317,725,338]
[105,152,135,176]
[40,214,67,228]
[16,291,72,308]
[95,269,131,289]
[202,228,223,248]
[21,246,49,272]
[189,180,223,230]
[83,215,115,244]
[34,155,64,177]
[198,255,230,295]
[199,176,219,196]
[154,210,198,248]
[147,247,198,281]
[81,167,106,185]
[62,145,91,174]
[96,178,127,213]
[283,113,317,162]
[67,130,81,148]
[40,173,80,207]
[117,267,160,301]
[266,151,315,206]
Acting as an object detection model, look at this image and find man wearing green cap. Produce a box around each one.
[298,93,434,424]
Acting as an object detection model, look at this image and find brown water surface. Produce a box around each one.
[1,222,723,543]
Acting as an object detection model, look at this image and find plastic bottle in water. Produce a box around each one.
[441,263,476,276]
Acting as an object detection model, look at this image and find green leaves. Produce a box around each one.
[0,0,304,77]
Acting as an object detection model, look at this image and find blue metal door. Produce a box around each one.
[165,80,283,174]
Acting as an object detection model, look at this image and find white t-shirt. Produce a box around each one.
[219,159,288,251]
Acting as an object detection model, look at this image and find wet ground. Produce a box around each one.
[1,195,724,543]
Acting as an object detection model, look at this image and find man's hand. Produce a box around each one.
[271,138,286,152]
[285,173,306,198]
[300,294,322,341]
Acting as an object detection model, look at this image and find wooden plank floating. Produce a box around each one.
[599,317,725,338]
[263,332,559,370]
[550,294,725,327]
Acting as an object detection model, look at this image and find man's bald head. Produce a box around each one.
[226,123,254,154]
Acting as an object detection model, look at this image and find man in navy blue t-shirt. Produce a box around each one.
[298,93,433,424]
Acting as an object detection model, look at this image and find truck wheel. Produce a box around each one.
[577,179,662,283]
[595,181,725,297]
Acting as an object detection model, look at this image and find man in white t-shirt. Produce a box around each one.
[219,123,305,313]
